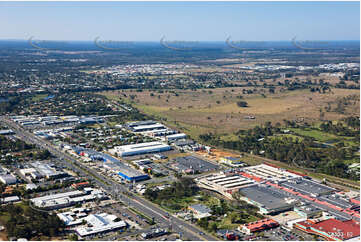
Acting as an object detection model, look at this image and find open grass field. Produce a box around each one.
[289,127,343,142]
[101,87,359,139]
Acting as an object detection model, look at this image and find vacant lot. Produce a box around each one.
[101,88,359,139]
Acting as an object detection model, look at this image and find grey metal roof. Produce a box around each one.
[189,204,212,214]
[174,139,194,146]
[173,156,218,173]
[295,204,322,215]
[318,194,354,209]
[280,178,335,196]
[239,184,291,210]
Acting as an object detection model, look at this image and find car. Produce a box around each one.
[199,232,205,235]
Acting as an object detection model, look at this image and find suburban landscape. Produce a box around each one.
[0,1,360,241]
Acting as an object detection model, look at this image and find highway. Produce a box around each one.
[0,116,218,241]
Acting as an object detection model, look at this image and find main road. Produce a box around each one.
[0,116,218,241]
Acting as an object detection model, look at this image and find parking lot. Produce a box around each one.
[263,226,307,241]
[94,202,150,228]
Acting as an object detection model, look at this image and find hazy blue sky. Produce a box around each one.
[1,1,359,41]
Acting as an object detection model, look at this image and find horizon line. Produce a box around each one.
[0,38,360,42]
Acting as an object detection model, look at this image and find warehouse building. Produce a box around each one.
[242,164,301,182]
[19,168,43,179]
[30,161,68,179]
[75,147,150,182]
[0,196,20,204]
[171,156,218,174]
[165,133,187,142]
[318,193,355,209]
[103,160,149,182]
[280,178,335,197]
[131,159,168,177]
[196,172,256,199]
[0,174,17,185]
[127,120,157,128]
[239,184,294,215]
[30,188,106,210]
[110,141,171,157]
[130,123,165,133]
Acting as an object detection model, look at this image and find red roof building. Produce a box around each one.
[240,218,279,235]
[71,181,90,189]
[294,218,360,241]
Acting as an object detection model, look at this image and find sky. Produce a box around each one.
[1,1,360,41]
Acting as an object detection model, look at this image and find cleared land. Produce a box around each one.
[101,88,359,139]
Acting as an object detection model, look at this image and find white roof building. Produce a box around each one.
[242,164,301,182]
[75,213,126,237]
[110,141,171,157]
[195,172,256,199]
[0,174,17,185]
[1,196,20,204]
[57,212,84,226]
[31,189,106,210]
[165,133,187,141]
[131,123,165,132]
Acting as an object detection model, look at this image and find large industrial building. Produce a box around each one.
[126,120,157,128]
[294,218,360,241]
[30,188,106,210]
[103,161,149,182]
[165,133,187,142]
[318,193,357,210]
[195,172,256,199]
[0,174,17,185]
[171,155,218,174]
[242,164,301,182]
[30,161,68,179]
[19,162,68,180]
[239,184,295,214]
[109,141,171,157]
[280,178,335,197]
[126,120,165,133]
[72,146,150,182]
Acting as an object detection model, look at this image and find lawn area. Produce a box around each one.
[217,212,259,230]
[159,191,219,212]
[289,127,339,142]
[271,133,304,142]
